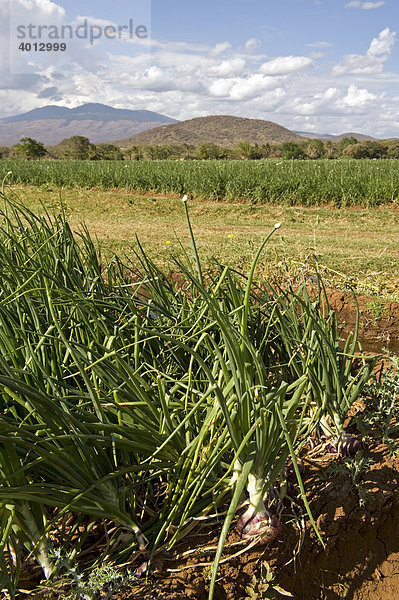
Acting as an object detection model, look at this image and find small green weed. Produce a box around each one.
[63,564,137,600]
[326,455,374,507]
[245,561,293,599]
[363,299,389,324]
[356,357,399,450]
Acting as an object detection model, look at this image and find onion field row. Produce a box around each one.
[1,158,399,205]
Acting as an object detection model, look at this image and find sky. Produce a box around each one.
[1,0,399,136]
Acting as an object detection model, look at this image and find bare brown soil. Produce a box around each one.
[326,288,399,355]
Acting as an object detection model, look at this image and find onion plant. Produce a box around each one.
[1,159,399,206]
[268,281,376,454]
[0,193,374,600]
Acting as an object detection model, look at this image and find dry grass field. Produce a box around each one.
[10,184,399,300]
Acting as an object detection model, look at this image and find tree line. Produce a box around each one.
[2,134,399,161]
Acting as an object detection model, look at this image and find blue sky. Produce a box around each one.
[2,0,399,136]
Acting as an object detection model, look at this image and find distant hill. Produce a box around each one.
[0,104,178,146]
[295,130,376,142]
[327,132,376,142]
[294,131,334,139]
[114,115,304,148]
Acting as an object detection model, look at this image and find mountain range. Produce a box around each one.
[0,104,177,146]
[0,103,377,147]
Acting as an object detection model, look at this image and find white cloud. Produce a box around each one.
[229,74,282,100]
[332,27,396,75]
[18,0,65,18]
[209,42,232,57]
[207,79,235,97]
[306,41,333,48]
[322,87,340,101]
[332,53,383,75]
[340,84,377,106]
[209,59,246,77]
[244,38,261,52]
[345,1,385,8]
[367,27,396,58]
[75,15,116,27]
[2,0,69,85]
[259,56,314,75]
[308,51,326,59]
[362,1,385,7]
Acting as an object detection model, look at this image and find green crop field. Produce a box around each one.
[1,158,399,206]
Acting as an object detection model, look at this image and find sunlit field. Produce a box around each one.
[7,184,399,300]
[1,158,399,205]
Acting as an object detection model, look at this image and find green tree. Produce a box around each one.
[386,141,399,158]
[62,136,94,160]
[268,145,283,158]
[182,143,197,160]
[324,140,338,159]
[0,146,10,159]
[163,145,177,159]
[124,145,143,161]
[259,143,271,158]
[143,146,159,160]
[281,142,306,160]
[233,141,262,160]
[339,136,359,151]
[343,141,387,159]
[306,139,324,159]
[198,143,225,160]
[152,146,170,160]
[92,144,123,160]
[13,137,46,159]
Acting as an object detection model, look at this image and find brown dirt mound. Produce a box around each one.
[326,288,399,354]
[279,442,399,600]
